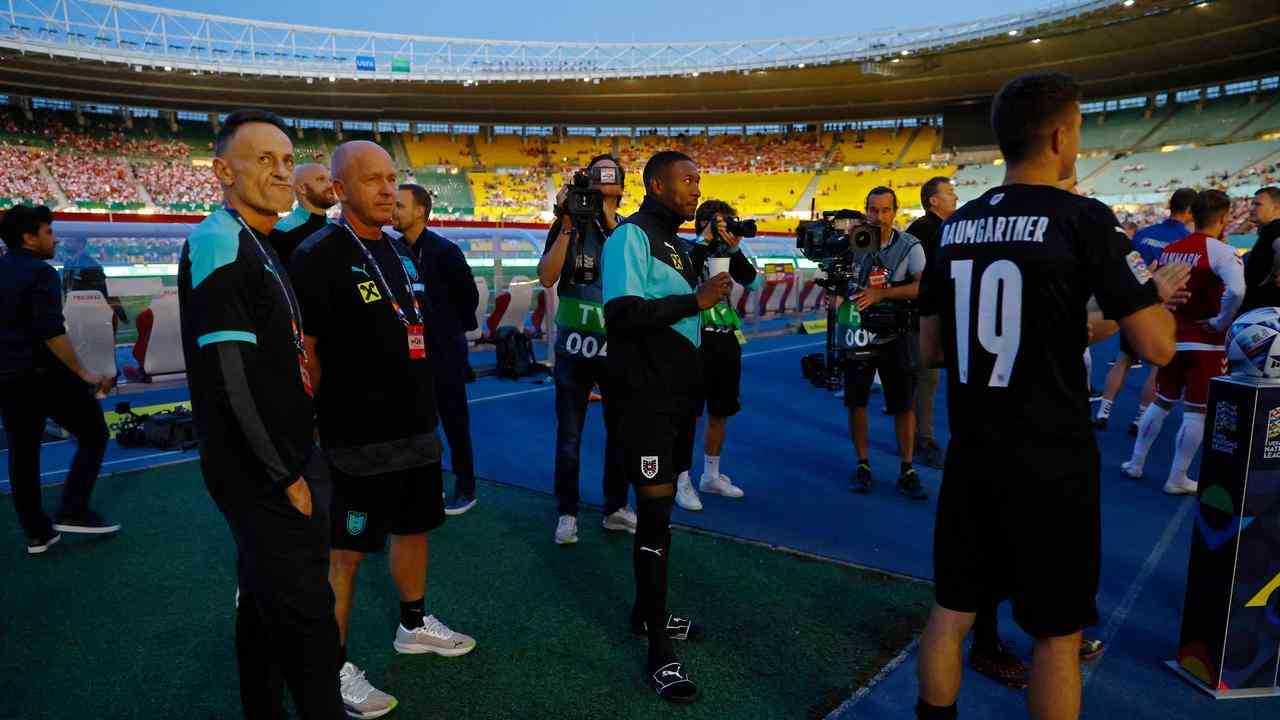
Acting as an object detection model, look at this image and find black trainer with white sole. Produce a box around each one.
[27,532,61,555]
[631,614,703,641]
[646,661,697,703]
[52,510,120,535]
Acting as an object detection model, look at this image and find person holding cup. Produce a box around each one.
[672,200,762,512]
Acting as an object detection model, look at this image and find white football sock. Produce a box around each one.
[1097,399,1114,420]
[1133,403,1149,424]
[704,454,720,480]
[677,470,691,485]
[1168,412,1205,485]
[1129,404,1170,468]
[1083,348,1093,388]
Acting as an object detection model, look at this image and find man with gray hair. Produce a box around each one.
[290,141,476,719]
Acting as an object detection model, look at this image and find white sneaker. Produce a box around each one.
[394,614,476,656]
[602,506,637,534]
[1120,461,1143,479]
[1163,476,1199,495]
[339,662,398,719]
[675,473,702,511]
[554,515,578,545]
[699,472,745,499]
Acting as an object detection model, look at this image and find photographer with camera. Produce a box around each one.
[538,154,636,545]
[846,187,928,500]
[672,200,761,511]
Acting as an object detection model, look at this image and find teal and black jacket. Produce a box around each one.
[603,196,703,415]
[270,204,329,265]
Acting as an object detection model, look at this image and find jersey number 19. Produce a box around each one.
[951,259,1023,387]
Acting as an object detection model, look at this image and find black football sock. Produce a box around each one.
[634,495,675,670]
[337,644,347,673]
[400,597,425,630]
[916,699,959,719]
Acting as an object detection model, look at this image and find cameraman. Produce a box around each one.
[672,200,761,511]
[538,154,635,545]
[846,186,928,500]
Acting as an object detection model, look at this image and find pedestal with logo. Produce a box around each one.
[1167,375,1280,699]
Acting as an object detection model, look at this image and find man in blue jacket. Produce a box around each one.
[394,182,481,515]
[603,150,730,703]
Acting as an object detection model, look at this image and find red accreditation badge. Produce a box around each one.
[869,268,888,289]
[407,324,427,360]
[298,357,314,397]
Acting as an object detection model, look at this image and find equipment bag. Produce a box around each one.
[143,407,198,451]
[495,326,536,380]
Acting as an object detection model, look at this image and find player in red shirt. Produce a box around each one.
[1122,190,1243,494]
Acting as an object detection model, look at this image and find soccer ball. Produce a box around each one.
[1226,307,1280,379]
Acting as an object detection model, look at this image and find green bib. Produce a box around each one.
[556,296,606,334]
[700,303,742,330]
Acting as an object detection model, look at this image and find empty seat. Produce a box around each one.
[63,291,116,379]
[143,288,186,378]
[467,276,489,343]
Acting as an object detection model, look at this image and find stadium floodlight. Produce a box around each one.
[163,65,172,71]
[797,63,806,68]
[1122,0,1134,6]
[1007,30,1019,36]
[692,72,700,77]
[328,75,336,82]
[900,50,910,56]
[1031,38,1042,44]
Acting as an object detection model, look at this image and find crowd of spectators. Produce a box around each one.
[1114,197,1256,236]
[0,143,54,204]
[46,152,141,205]
[616,132,827,175]
[135,161,221,208]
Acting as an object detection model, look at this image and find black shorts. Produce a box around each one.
[844,334,918,414]
[619,408,697,488]
[330,461,446,553]
[700,329,742,418]
[1118,333,1135,360]
[933,442,1101,639]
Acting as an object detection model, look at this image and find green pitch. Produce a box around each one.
[0,463,930,719]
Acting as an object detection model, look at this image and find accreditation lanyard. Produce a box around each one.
[340,221,427,360]
[225,207,307,360]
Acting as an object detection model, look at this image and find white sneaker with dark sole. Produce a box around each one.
[393,615,476,656]
[1120,461,1143,480]
[339,661,397,719]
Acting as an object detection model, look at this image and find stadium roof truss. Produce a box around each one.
[1,0,1123,81]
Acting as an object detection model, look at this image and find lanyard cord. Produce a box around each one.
[340,220,422,327]
[225,207,306,358]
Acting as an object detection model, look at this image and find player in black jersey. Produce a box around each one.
[914,73,1186,720]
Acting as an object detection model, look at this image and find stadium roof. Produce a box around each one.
[0,0,1277,125]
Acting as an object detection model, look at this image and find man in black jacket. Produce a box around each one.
[177,109,344,719]
[905,176,957,469]
[1240,186,1280,314]
[394,182,481,514]
[603,150,730,703]
[1,205,118,555]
